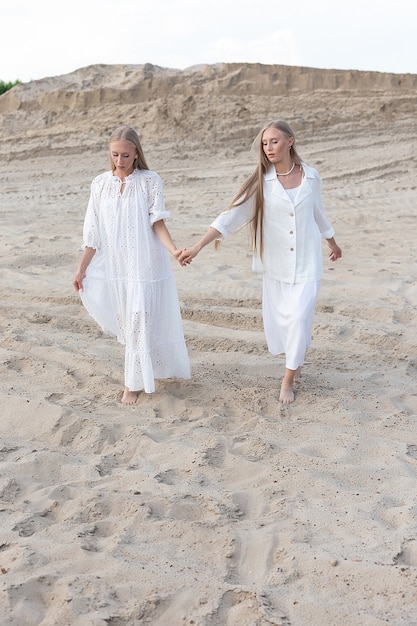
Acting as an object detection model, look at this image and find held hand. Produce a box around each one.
[173,248,191,267]
[178,245,199,266]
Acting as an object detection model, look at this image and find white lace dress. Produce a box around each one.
[79,168,190,393]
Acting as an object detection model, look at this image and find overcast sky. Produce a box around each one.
[2,0,416,83]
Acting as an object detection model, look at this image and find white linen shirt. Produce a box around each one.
[210,163,335,284]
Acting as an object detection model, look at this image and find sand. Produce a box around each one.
[0,62,417,625]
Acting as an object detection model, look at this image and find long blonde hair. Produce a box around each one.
[221,120,302,258]
[109,125,149,171]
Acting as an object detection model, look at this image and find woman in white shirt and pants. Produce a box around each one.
[178,120,342,404]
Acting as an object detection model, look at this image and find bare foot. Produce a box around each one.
[121,387,139,405]
[294,366,302,383]
[279,381,295,404]
[279,368,297,404]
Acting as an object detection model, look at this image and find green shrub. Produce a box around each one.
[0,80,21,95]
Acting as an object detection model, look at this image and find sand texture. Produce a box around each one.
[0,62,417,625]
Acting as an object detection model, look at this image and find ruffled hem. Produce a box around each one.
[124,342,191,393]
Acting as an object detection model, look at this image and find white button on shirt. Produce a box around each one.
[210,163,335,284]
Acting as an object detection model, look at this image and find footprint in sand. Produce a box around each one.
[406,444,417,460]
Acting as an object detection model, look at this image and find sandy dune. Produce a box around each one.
[0,62,417,625]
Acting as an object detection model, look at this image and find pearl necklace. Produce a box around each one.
[276,162,295,176]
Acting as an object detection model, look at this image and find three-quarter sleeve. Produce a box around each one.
[210,196,255,239]
[83,182,101,250]
[146,172,171,225]
[312,174,335,239]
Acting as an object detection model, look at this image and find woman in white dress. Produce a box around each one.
[178,120,342,404]
[73,126,190,404]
